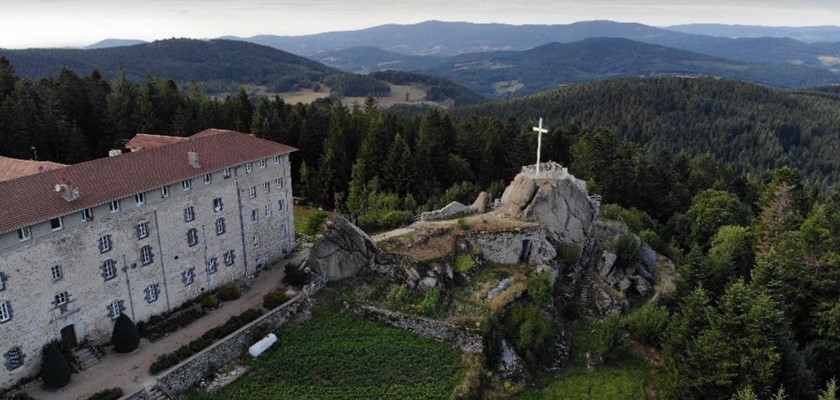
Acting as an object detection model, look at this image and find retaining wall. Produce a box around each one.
[351,305,483,354]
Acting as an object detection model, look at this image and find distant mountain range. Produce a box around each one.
[665,24,840,43]
[84,39,147,49]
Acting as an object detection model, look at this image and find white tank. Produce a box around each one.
[248,333,278,357]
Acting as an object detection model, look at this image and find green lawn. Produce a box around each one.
[186,309,465,399]
[517,319,653,400]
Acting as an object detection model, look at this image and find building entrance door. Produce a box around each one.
[60,324,77,349]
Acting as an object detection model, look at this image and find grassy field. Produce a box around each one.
[185,308,466,399]
[516,319,653,400]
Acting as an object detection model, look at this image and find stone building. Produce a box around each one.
[0,129,295,388]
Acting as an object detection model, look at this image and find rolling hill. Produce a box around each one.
[226,20,840,70]
[416,38,840,97]
[313,47,444,73]
[665,24,840,43]
[0,38,336,92]
[457,77,840,187]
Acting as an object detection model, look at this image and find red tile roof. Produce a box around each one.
[0,129,296,234]
[0,157,67,182]
[125,133,188,152]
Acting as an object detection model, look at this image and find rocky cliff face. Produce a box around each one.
[498,162,598,245]
[303,215,379,281]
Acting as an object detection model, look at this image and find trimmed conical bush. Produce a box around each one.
[41,343,71,389]
[111,313,140,353]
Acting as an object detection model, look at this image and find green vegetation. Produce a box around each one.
[41,343,72,389]
[518,320,651,400]
[296,209,330,237]
[370,70,486,106]
[262,289,292,310]
[111,313,140,353]
[85,388,124,400]
[504,304,555,365]
[201,294,220,309]
[218,284,241,302]
[187,309,465,400]
[149,309,264,374]
[454,254,476,273]
[414,287,441,317]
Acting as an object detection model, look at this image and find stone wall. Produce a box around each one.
[350,305,482,354]
[155,277,325,394]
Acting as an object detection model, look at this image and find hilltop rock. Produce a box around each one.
[304,215,378,281]
[498,162,598,245]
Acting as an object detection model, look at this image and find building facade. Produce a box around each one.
[0,129,295,388]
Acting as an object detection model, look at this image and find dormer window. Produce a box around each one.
[50,217,63,231]
[17,227,31,241]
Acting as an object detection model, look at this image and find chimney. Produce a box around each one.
[188,151,201,169]
[54,179,80,202]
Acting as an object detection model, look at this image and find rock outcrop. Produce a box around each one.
[498,162,598,245]
[420,201,477,221]
[303,215,379,281]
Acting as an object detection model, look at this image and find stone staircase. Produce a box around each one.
[71,346,101,371]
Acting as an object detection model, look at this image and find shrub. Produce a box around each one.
[558,243,581,265]
[615,234,640,268]
[303,210,330,236]
[454,254,476,273]
[504,304,555,365]
[41,343,71,389]
[380,210,413,229]
[387,284,409,308]
[283,264,308,286]
[626,304,670,347]
[86,388,124,400]
[263,289,291,310]
[595,315,626,361]
[455,217,469,231]
[149,308,263,374]
[414,287,440,316]
[218,284,241,302]
[111,313,140,353]
[201,294,220,309]
[527,272,552,308]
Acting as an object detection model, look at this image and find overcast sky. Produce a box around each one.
[1,0,839,49]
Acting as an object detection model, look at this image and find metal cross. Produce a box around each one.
[533,118,548,176]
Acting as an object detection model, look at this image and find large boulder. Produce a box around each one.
[304,215,378,281]
[499,162,598,245]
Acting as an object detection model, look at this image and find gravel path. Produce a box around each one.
[23,247,310,400]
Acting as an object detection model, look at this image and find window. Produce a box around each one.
[259,159,267,168]
[276,178,284,189]
[99,235,112,253]
[0,273,5,291]
[253,234,260,248]
[101,259,117,281]
[0,302,10,323]
[140,245,153,265]
[182,268,195,286]
[265,204,272,217]
[245,162,253,173]
[263,182,270,193]
[161,185,170,198]
[51,265,62,281]
[54,291,69,307]
[203,173,212,185]
[187,228,198,247]
[278,199,284,211]
[135,193,146,206]
[108,300,125,320]
[206,257,217,275]
[213,198,223,212]
[50,217,63,231]
[137,221,150,239]
[109,200,120,213]
[4,347,24,371]
[184,206,195,222]
[17,227,31,241]
[248,186,256,198]
[251,209,259,223]
[215,218,225,235]
[223,250,235,266]
[274,155,281,164]
[81,208,93,222]
[144,284,159,303]
[181,179,191,191]
[223,168,231,179]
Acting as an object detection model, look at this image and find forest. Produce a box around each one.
[0,59,838,399]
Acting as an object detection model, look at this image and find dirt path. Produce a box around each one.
[23,247,310,400]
